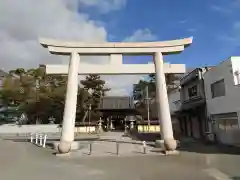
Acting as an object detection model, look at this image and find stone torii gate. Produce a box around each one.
[39,37,193,154]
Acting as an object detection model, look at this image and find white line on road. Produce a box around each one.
[204,168,232,180]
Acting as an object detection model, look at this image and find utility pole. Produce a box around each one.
[88,104,91,133]
[146,86,150,131]
[143,86,150,132]
[35,78,40,124]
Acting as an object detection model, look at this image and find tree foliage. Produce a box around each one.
[0,67,92,124]
[0,69,111,124]
[148,73,180,94]
[133,73,180,118]
[133,73,180,102]
[80,74,110,121]
[80,74,110,109]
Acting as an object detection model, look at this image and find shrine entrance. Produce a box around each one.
[39,37,192,154]
[97,96,139,132]
[97,108,140,132]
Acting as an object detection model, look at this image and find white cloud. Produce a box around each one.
[0,0,149,97]
[104,75,147,96]
[179,20,188,24]
[187,28,197,32]
[78,0,127,13]
[210,5,232,14]
[0,0,109,71]
[210,1,240,14]
[124,28,157,42]
[78,74,146,96]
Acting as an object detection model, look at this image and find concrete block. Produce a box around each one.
[164,150,180,156]
[52,141,85,151]
[55,152,71,157]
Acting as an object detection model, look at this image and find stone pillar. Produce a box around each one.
[110,120,114,130]
[154,52,177,151]
[58,52,80,154]
[98,117,103,132]
[130,121,134,129]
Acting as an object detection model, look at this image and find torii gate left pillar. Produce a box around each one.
[39,37,193,154]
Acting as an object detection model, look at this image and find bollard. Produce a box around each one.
[43,134,47,148]
[116,142,119,155]
[25,133,28,142]
[88,142,92,155]
[30,133,33,143]
[35,133,38,144]
[39,134,43,146]
[142,141,146,154]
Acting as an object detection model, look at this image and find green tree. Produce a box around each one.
[0,73,24,105]
[0,67,98,124]
[132,73,180,119]
[148,73,180,95]
[80,74,110,121]
[133,74,180,102]
[80,74,110,109]
[133,80,155,102]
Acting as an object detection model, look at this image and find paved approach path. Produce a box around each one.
[69,131,159,157]
[1,132,240,180]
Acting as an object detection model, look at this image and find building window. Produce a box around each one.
[188,85,198,98]
[211,79,225,98]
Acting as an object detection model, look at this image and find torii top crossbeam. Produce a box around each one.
[39,37,193,55]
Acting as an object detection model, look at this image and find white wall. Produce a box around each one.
[168,90,181,113]
[0,124,60,134]
[231,57,240,85]
[204,57,240,115]
[0,124,96,134]
[204,57,240,145]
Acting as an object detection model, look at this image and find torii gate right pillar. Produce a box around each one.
[154,52,177,150]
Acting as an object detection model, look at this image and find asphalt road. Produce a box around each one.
[0,136,240,180]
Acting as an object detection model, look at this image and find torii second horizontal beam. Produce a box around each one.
[44,63,186,75]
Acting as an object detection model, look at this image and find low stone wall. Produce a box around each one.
[0,124,97,134]
[72,126,96,133]
[0,124,59,134]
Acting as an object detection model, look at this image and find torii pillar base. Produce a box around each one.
[155,140,177,150]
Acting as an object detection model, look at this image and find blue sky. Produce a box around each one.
[79,0,240,68]
[2,0,240,95]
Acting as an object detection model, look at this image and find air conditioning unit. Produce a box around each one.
[208,133,214,141]
[205,132,214,141]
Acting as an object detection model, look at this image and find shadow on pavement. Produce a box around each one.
[178,138,240,155]
[97,139,144,145]
[232,177,240,180]
[129,132,240,155]
[129,132,161,142]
